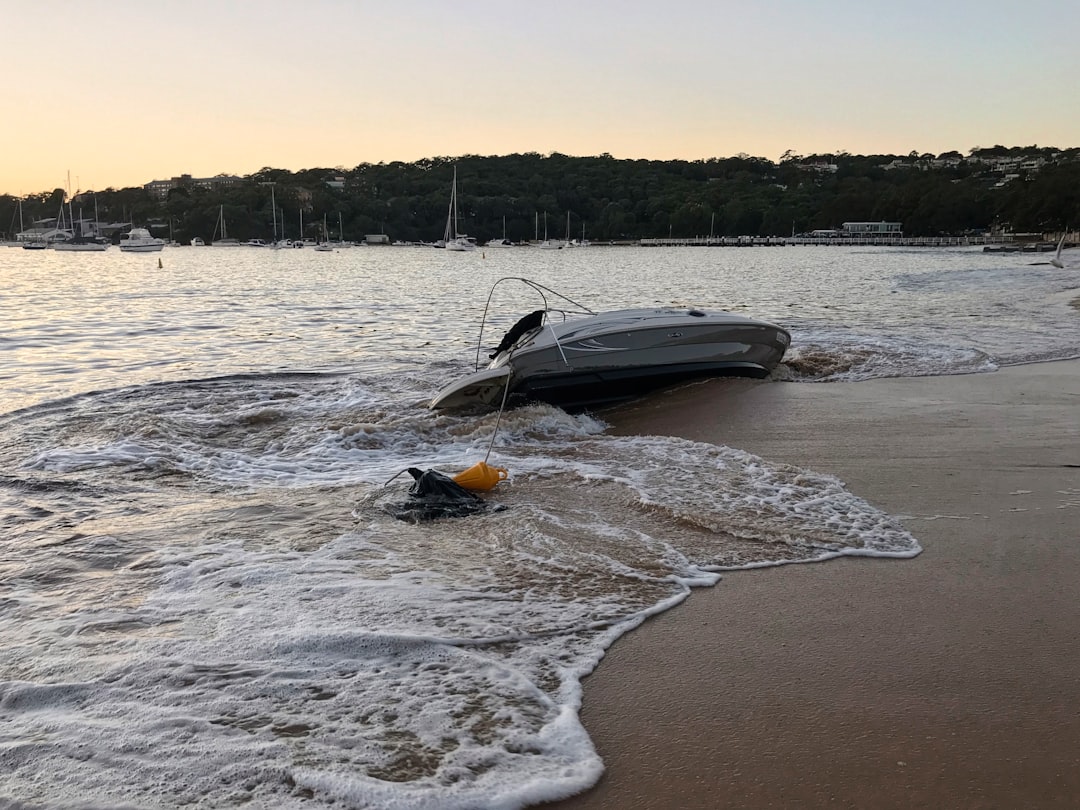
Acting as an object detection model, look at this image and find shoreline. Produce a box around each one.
[544,361,1080,809]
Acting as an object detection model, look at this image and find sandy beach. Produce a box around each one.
[546,360,1080,809]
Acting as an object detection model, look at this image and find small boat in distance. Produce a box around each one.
[485,216,514,248]
[54,201,108,251]
[443,166,476,252]
[333,211,352,248]
[314,215,334,251]
[1050,231,1067,269]
[118,227,165,252]
[561,211,576,249]
[431,277,791,411]
[538,212,562,249]
[211,205,240,246]
[53,235,107,252]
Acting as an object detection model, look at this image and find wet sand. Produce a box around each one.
[546,361,1080,809]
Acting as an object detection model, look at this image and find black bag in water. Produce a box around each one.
[387,467,493,523]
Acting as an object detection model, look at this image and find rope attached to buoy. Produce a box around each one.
[452,370,512,491]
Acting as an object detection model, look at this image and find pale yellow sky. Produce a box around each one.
[4,0,1077,195]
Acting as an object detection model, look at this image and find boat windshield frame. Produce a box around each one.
[471,277,596,371]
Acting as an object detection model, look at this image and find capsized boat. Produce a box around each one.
[430,277,791,411]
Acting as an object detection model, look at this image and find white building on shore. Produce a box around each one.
[841,221,903,237]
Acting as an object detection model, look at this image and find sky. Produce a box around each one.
[3,0,1078,196]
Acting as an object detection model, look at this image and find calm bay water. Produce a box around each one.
[1,244,1077,808]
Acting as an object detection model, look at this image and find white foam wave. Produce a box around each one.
[1,373,921,809]
[778,330,998,381]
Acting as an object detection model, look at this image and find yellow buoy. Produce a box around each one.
[452,461,508,492]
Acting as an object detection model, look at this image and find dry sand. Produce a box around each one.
[545,361,1080,809]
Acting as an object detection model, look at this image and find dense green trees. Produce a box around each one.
[3,147,1078,244]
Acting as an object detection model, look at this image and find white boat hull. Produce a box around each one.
[445,236,476,251]
[430,367,512,409]
[119,228,165,252]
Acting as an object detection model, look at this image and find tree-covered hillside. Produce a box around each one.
[3,147,1078,244]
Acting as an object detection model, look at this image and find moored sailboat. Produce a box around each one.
[538,212,562,249]
[211,205,240,246]
[54,197,108,251]
[485,216,513,247]
[314,214,334,251]
[444,166,476,252]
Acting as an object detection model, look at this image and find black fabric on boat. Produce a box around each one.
[387,468,496,523]
[490,310,545,358]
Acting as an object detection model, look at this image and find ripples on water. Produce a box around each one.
[0,245,1076,808]
[4,245,1078,412]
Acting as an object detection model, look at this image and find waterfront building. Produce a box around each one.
[144,174,243,200]
[842,221,903,237]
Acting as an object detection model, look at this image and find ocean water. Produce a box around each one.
[1,244,1077,809]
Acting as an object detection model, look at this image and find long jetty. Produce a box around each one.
[638,236,1000,248]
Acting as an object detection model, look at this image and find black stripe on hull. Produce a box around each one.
[511,361,772,411]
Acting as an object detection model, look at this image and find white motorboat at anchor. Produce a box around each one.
[118,227,165,252]
[430,277,791,411]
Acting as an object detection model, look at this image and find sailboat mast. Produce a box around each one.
[257,180,278,244]
[444,169,456,243]
[452,167,459,240]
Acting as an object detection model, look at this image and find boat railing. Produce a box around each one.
[472,277,595,371]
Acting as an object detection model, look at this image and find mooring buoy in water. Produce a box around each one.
[452,461,509,492]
